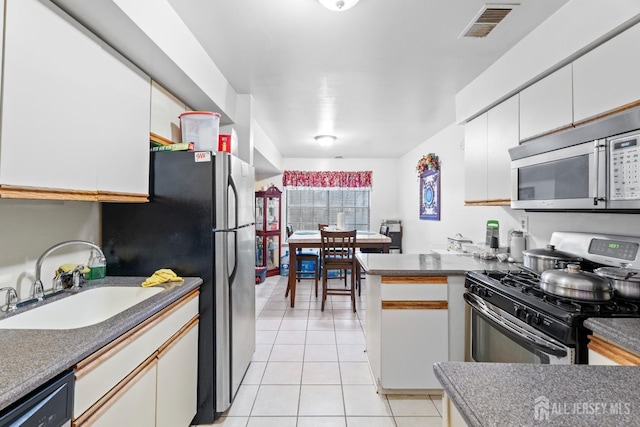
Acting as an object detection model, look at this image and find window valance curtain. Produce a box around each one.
[283,170,372,188]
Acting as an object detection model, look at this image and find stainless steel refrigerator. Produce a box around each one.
[102,150,255,424]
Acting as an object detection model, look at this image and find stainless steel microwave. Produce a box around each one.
[509,129,640,211]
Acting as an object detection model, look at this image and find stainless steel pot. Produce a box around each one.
[522,244,583,273]
[594,266,640,299]
[540,264,613,301]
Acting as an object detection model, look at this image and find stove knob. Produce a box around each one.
[532,314,542,325]
[478,288,487,298]
[525,312,533,324]
[514,307,523,318]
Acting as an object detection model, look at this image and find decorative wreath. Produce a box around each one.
[416,153,439,175]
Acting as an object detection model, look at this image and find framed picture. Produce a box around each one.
[419,169,440,221]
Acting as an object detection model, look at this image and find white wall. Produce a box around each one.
[0,200,100,299]
[398,123,640,254]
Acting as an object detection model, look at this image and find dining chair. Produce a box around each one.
[285,225,320,298]
[320,230,357,312]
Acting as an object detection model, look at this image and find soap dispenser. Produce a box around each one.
[88,250,107,280]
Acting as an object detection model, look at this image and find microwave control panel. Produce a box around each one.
[609,134,640,200]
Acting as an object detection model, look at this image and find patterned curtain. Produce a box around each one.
[282,170,372,188]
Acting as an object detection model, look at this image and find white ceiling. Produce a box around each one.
[167,0,568,169]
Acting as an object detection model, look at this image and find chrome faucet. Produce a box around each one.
[0,287,18,312]
[33,240,105,297]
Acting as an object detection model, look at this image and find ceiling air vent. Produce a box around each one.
[460,4,519,38]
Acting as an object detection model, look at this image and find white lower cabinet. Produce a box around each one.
[366,275,449,391]
[87,358,158,427]
[157,321,199,427]
[588,349,620,366]
[72,290,199,427]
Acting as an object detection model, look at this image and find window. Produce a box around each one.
[286,187,370,231]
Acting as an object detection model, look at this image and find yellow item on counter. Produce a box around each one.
[141,269,184,287]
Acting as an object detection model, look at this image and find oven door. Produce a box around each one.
[464,293,573,364]
[510,140,606,210]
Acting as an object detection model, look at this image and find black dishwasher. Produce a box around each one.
[0,370,74,427]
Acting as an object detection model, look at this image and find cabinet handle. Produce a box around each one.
[381,300,448,309]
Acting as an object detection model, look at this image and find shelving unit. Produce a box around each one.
[255,185,282,277]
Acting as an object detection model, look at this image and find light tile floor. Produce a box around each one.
[206,275,443,427]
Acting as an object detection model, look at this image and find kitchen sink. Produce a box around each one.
[0,286,163,330]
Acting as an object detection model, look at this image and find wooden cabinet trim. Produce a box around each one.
[574,100,640,129]
[0,185,148,202]
[158,315,199,358]
[464,199,511,206]
[73,354,157,427]
[382,300,448,310]
[74,289,199,377]
[588,334,640,366]
[96,192,148,203]
[381,276,447,284]
[150,132,173,146]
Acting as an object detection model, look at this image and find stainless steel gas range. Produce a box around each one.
[465,232,640,365]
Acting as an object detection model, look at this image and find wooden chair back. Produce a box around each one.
[318,223,329,230]
[321,230,357,267]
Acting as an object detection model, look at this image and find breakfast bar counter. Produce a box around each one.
[356,252,519,276]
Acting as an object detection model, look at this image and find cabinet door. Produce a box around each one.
[520,65,573,141]
[464,113,488,202]
[1,0,150,195]
[157,320,199,427]
[381,307,448,389]
[588,349,620,366]
[487,95,519,201]
[83,359,157,427]
[151,81,187,143]
[574,23,640,123]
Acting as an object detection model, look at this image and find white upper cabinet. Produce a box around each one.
[520,65,573,141]
[487,95,519,201]
[573,22,640,123]
[464,113,488,203]
[151,81,187,143]
[0,0,150,197]
[464,95,518,204]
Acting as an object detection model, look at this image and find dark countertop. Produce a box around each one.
[356,253,519,276]
[435,361,640,427]
[0,276,201,411]
[585,318,640,356]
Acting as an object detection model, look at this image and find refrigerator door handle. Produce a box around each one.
[229,229,238,287]
[229,174,239,230]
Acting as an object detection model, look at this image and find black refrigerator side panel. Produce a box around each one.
[101,150,218,423]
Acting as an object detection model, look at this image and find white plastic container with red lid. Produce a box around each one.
[179,111,221,151]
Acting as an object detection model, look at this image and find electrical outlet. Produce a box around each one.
[519,216,529,234]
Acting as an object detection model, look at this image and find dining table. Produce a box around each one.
[286,230,392,307]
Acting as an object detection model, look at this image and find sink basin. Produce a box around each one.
[0,286,163,330]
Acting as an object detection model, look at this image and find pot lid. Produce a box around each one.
[540,264,612,292]
[594,266,640,282]
[522,244,582,261]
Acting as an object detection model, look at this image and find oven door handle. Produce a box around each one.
[464,293,568,358]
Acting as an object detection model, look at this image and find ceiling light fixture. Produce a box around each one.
[318,0,360,12]
[315,135,336,147]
